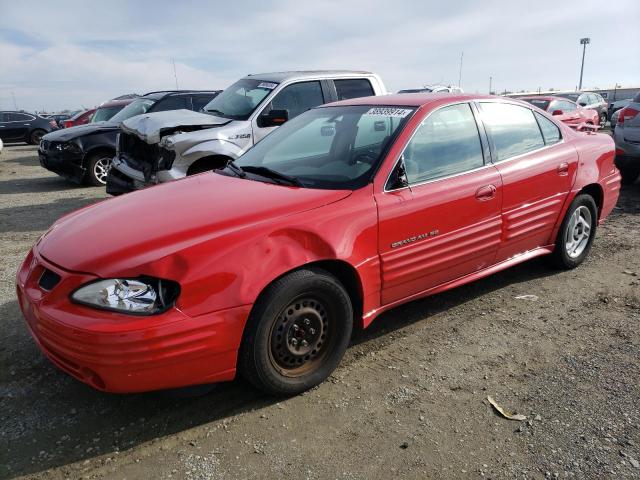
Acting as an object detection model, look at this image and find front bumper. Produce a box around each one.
[16,248,251,393]
[38,143,85,184]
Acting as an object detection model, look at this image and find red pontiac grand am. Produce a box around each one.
[17,94,621,396]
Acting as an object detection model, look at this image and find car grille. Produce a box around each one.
[119,132,161,164]
[38,268,61,291]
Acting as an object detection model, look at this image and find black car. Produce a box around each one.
[0,111,57,145]
[39,90,220,186]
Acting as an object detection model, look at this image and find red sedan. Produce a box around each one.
[17,94,620,396]
[519,95,599,129]
[63,108,95,128]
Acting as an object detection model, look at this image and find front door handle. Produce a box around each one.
[557,162,569,176]
[475,184,497,201]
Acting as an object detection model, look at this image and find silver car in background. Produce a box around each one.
[107,70,387,194]
[614,91,640,184]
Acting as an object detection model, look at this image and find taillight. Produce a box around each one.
[618,107,639,125]
[64,120,72,128]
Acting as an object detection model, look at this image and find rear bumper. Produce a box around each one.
[16,248,251,393]
[38,147,85,184]
[600,170,622,222]
[614,127,640,160]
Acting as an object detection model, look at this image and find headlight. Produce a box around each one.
[55,142,80,153]
[159,136,175,149]
[71,277,180,315]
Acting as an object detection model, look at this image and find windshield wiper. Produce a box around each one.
[241,165,304,187]
[223,159,246,178]
[205,108,226,116]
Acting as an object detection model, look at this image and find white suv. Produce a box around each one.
[107,70,387,194]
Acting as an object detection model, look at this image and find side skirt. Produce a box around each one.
[362,245,554,328]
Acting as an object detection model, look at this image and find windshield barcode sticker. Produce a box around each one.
[365,107,412,117]
[258,82,278,89]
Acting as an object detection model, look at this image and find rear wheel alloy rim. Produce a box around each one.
[32,131,44,143]
[564,206,592,258]
[269,297,331,377]
[94,157,111,184]
[600,113,607,127]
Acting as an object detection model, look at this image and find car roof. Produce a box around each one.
[519,95,574,102]
[142,90,220,98]
[326,93,495,108]
[98,98,136,108]
[245,70,375,83]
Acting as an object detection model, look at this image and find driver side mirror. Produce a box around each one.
[552,109,563,116]
[387,157,409,190]
[257,109,289,128]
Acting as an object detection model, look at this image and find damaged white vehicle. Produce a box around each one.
[107,70,387,194]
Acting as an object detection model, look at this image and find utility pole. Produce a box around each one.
[458,51,464,88]
[172,58,179,90]
[489,76,492,95]
[11,92,17,110]
[578,37,590,90]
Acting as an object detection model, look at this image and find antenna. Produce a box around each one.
[172,58,179,90]
[458,51,463,88]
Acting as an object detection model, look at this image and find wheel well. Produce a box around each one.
[83,147,114,166]
[187,155,231,176]
[578,184,603,218]
[252,260,365,329]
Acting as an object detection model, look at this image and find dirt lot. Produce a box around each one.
[1,143,639,480]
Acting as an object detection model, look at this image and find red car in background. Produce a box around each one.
[63,108,95,128]
[63,99,135,128]
[17,94,620,396]
[520,96,599,129]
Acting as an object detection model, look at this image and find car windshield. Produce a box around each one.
[109,99,156,123]
[91,106,123,123]
[201,79,276,120]
[523,98,550,111]
[234,105,415,190]
[557,93,580,102]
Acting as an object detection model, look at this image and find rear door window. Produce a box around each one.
[480,102,545,161]
[403,103,484,184]
[334,79,375,100]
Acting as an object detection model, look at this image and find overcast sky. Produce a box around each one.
[1,0,639,112]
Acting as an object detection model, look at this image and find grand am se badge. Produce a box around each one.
[391,230,439,248]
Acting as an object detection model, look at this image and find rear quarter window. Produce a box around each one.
[534,112,561,145]
[334,79,375,100]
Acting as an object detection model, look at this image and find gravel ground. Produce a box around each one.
[1,143,639,480]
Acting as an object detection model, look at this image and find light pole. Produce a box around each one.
[578,37,590,90]
[489,76,492,95]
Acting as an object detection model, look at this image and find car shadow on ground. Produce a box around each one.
[0,176,89,195]
[1,253,559,478]
[0,197,104,233]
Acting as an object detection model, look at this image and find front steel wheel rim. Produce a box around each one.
[564,206,592,258]
[94,157,111,184]
[269,296,333,377]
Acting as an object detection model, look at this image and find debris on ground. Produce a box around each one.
[487,396,527,421]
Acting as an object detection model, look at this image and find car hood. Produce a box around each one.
[121,110,230,144]
[38,173,351,276]
[42,122,118,142]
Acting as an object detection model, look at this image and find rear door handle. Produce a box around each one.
[475,184,497,201]
[557,162,569,176]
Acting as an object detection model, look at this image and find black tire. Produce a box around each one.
[239,268,353,396]
[85,152,113,186]
[29,129,46,145]
[551,194,598,269]
[620,167,640,185]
